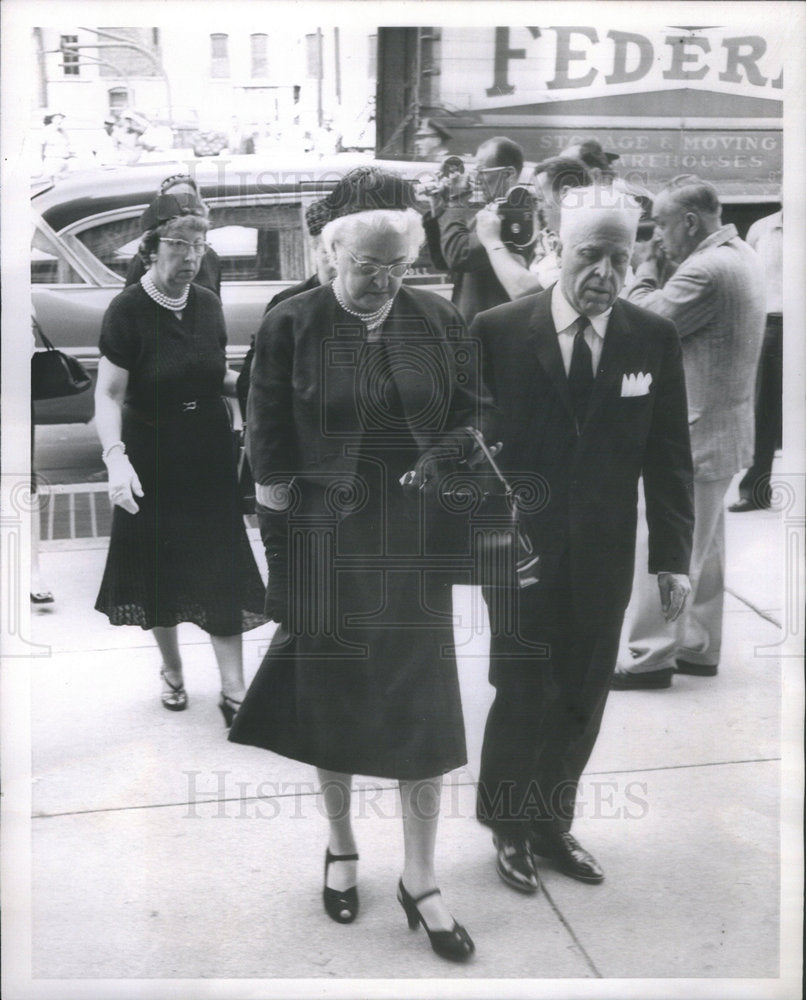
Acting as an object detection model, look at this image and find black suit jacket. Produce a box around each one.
[470,287,694,625]
[438,205,511,323]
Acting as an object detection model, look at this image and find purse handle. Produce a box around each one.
[462,426,515,506]
[32,316,57,352]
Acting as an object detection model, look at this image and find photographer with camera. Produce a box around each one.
[419,153,469,274]
[475,154,594,301]
[435,136,527,323]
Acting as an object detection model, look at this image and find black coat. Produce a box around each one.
[230,282,495,779]
[236,273,321,416]
[438,205,511,323]
[246,283,492,486]
[470,287,694,626]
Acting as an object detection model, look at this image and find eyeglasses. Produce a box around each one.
[160,238,209,255]
[347,249,412,278]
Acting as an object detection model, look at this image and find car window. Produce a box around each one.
[406,243,448,285]
[73,215,144,279]
[206,203,305,282]
[31,225,86,284]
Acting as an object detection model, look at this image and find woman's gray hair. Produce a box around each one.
[321,208,424,264]
[138,214,209,264]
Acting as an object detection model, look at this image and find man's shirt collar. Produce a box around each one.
[551,283,611,339]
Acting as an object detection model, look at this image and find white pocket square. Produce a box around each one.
[621,372,653,397]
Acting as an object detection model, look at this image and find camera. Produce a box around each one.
[496,185,536,250]
[439,155,465,178]
[416,155,467,200]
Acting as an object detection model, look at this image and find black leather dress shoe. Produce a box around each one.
[493,834,540,893]
[676,658,718,677]
[610,667,673,690]
[728,498,769,513]
[530,830,604,884]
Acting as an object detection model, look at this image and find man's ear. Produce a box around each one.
[683,211,700,235]
[556,239,563,262]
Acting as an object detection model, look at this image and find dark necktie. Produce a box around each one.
[568,316,594,425]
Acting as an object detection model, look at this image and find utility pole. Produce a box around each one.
[375,28,420,159]
[333,27,341,107]
[316,28,323,128]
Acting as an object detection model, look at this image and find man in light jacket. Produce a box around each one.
[612,175,766,689]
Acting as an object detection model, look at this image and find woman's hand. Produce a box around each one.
[106,452,144,514]
[402,428,477,495]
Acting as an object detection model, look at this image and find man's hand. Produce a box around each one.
[657,572,691,623]
[475,205,504,247]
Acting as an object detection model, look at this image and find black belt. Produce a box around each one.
[126,397,223,428]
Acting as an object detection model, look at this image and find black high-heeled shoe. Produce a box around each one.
[397,879,474,961]
[160,668,187,712]
[218,693,242,728]
[323,849,359,924]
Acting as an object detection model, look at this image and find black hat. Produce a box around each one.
[304,197,332,236]
[560,140,619,171]
[140,192,205,233]
[323,166,419,221]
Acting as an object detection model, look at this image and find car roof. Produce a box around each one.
[32,154,443,233]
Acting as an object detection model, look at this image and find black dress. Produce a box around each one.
[95,282,267,636]
[229,286,491,779]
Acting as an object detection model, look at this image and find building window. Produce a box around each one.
[251,33,268,77]
[211,33,230,78]
[108,87,129,115]
[60,35,80,76]
[368,34,377,80]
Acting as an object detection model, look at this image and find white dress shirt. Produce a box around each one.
[551,284,610,377]
[745,210,782,315]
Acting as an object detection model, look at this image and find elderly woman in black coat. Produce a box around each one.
[230,168,493,961]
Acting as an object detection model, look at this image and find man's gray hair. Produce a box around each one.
[322,208,424,262]
[559,185,642,246]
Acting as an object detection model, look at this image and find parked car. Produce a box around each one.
[31,155,450,423]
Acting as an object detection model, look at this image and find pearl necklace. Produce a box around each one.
[332,278,394,331]
[141,271,190,312]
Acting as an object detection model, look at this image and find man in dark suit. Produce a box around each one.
[470,186,694,893]
[436,136,526,323]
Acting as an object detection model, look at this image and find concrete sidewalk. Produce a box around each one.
[14,476,800,995]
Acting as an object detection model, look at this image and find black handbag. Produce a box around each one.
[442,427,540,589]
[31,320,92,400]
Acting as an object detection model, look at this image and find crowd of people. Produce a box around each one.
[89,133,776,961]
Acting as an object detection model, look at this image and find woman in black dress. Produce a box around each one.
[229,168,493,961]
[94,195,266,725]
